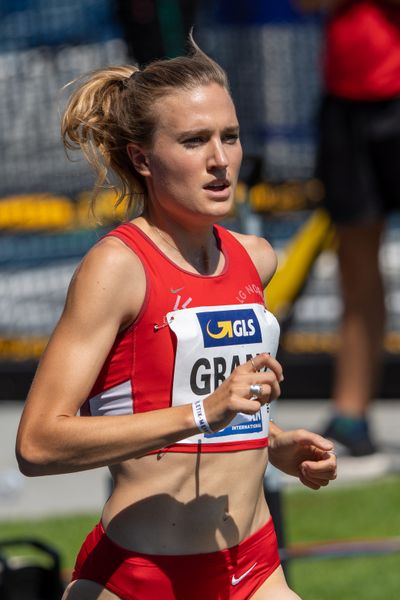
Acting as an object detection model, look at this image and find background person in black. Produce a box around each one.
[297,0,400,456]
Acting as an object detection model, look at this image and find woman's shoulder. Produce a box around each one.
[225,229,277,286]
[81,234,145,279]
[66,234,146,322]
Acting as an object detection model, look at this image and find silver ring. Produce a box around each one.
[249,383,263,398]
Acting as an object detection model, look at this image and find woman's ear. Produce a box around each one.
[127,143,150,177]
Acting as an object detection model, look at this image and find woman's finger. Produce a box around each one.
[242,378,280,403]
[301,458,337,480]
[245,353,284,382]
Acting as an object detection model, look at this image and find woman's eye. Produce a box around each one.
[224,134,239,144]
[183,137,204,147]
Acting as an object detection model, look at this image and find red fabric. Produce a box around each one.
[71,517,281,600]
[324,1,400,99]
[82,223,267,453]
[146,437,268,455]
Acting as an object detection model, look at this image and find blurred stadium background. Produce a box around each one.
[1,3,399,597]
[0,0,399,401]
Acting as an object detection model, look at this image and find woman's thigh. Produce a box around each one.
[62,579,121,600]
[251,565,301,599]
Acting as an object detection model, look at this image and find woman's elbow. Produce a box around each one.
[15,434,53,477]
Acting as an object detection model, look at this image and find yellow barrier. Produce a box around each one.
[265,209,336,320]
[76,190,129,226]
[282,332,340,354]
[0,337,48,360]
[0,194,75,230]
[0,192,129,230]
[249,179,324,213]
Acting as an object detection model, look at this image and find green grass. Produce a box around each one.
[0,476,399,598]
[0,513,98,573]
[289,554,400,600]
[284,475,400,542]
[284,475,400,599]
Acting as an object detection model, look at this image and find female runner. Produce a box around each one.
[16,36,336,599]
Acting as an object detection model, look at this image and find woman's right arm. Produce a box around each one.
[16,237,202,476]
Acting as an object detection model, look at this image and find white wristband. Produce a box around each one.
[192,398,214,434]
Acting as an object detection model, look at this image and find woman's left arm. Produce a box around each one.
[268,422,337,490]
[233,232,337,488]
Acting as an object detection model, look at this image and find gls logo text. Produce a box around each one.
[197,308,262,348]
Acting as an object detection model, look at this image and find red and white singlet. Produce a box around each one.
[81,223,280,453]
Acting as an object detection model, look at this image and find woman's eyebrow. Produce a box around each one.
[178,125,240,138]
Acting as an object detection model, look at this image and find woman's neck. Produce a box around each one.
[136,214,221,276]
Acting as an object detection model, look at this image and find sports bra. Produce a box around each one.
[81,223,280,453]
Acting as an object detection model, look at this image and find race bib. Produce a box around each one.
[167,303,280,446]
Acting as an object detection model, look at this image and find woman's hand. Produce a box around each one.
[268,425,337,490]
[203,353,284,432]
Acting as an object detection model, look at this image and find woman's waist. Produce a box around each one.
[103,449,269,553]
[102,495,270,555]
[91,514,275,567]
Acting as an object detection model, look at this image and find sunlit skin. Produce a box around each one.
[128,83,243,234]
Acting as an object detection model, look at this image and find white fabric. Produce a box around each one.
[88,380,133,416]
[167,303,280,446]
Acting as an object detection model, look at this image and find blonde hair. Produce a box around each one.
[61,35,229,218]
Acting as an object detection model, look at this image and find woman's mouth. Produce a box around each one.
[203,180,230,195]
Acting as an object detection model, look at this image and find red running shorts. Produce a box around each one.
[71,516,281,599]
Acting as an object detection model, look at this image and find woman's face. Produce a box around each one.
[142,83,242,227]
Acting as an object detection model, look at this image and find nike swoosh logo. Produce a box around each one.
[170,287,184,294]
[231,562,257,586]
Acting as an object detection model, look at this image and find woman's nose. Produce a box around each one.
[207,140,228,169]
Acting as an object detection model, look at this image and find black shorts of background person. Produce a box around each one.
[317,94,400,223]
